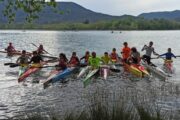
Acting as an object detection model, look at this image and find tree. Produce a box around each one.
[0,0,56,23]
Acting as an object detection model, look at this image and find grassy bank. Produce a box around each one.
[15,86,176,120]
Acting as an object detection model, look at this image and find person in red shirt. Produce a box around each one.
[69,52,80,67]
[121,42,131,63]
[110,48,119,63]
[56,53,68,70]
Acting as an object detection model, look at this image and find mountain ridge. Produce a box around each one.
[0,2,180,24]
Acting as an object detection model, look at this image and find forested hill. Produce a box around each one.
[0,2,133,24]
[138,10,180,21]
[0,1,180,24]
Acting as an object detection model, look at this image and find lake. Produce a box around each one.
[0,30,180,119]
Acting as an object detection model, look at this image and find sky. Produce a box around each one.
[57,0,180,16]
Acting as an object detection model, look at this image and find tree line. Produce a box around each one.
[1,17,180,30]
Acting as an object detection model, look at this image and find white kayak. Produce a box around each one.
[141,61,168,81]
[77,66,91,78]
[100,65,110,80]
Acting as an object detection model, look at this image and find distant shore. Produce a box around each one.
[1,18,180,30]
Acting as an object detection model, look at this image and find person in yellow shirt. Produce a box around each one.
[101,52,111,65]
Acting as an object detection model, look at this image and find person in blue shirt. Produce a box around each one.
[159,48,176,60]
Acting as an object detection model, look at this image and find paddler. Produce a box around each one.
[28,51,43,67]
[16,50,30,67]
[110,48,119,63]
[5,42,16,56]
[121,42,131,63]
[129,47,141,64]
[141,41,159,66]
[37,44,46,54]
[101,52,111,64]
[158,48,176,68]
[80,51,90,64]
[158,48,176,60]
[56,53,68,70]
[69,52,80,67]
[88,52,102,69]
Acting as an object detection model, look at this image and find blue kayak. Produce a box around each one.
[51,67,78,83]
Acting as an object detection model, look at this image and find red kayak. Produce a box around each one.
[18,62,46,82]
[0,50,32,56]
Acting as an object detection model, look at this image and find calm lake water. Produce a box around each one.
[0,30,180,119]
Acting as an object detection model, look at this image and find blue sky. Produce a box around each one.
[57,0,180,16]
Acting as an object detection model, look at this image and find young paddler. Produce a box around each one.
[16,50,30,67]
[69,52,80,67]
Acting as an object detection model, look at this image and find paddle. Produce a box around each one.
[10,64,19,68]
[4,63,15,66]
[151,56,165,60]
[31,43,54,56]
[40,55,58,59]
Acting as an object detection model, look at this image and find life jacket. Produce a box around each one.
[111,52,118,62]
[69,56,79,65]
[85,55,90,63]
[101,56,111,64]
[19,56,29,64]
[7,46,15,52]
[59,60,67,70]
[37,48,44,54]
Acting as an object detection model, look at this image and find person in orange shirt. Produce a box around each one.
[121,42,131,63]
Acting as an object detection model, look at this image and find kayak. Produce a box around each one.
[132,64,150,77]
[83,68,99,87]
[18,65,28,77]
[141,61,167,81]
[0,50,31,56]
[18,62,46,82]
[163,60,174,74]
[50,67,79,84]
[100,65,110,80]
[109,64,121,72]
[43,70,61,89]
[77,66,91,78]
[123,63,143,78]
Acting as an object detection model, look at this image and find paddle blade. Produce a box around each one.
[110,68,121,72]
[10,64,19,68]
[4,63,15,66]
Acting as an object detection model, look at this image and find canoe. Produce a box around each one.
[77,66,91,78]
[18,62,46,82]
[83,68,99,87]
[141,61,167,81]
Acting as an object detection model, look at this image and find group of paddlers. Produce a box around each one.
[4,41,177,70]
